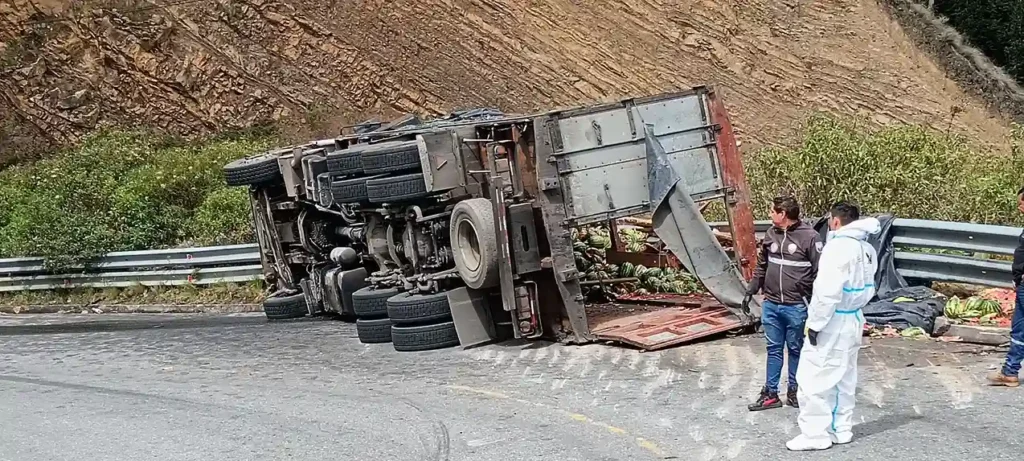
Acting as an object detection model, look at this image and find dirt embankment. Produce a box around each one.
[0,0,1015,164]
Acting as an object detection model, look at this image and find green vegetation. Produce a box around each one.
[0,282,265,308]
[0,130,274,269]
[2,114,1022,276]
[934,0,1024,84]
[746,114,1024,226]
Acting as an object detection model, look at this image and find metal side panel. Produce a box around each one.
[708,89,758,280]
[534,115,594,343]
[447,287,497,349]
[591,304,743,351]
[418,127,476,193]
[552,90,725,225]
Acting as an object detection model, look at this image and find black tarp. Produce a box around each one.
[861,286,947,332]
[812,214,944,331]
[812,214,908,298]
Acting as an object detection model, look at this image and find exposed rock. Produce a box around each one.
[0,0,1016,166]
[57,89,90,110]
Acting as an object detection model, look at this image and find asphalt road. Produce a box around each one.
[0,313,1020,461]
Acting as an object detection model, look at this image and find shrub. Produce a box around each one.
[188,188,254,246]
[746,114,1024,225]
[0,130,274,268]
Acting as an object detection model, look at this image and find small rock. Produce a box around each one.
[91,307,103,314]
[58,89,91,110]
[80,310,89,314]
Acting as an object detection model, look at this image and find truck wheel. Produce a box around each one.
[326,147,364,175]
[450,198,499,289]
[352,286,399,318]
[391,321,460,352]
[263,292,307,320]
[356,317,393,343]
[224,151,282,187]
[387,291,452,325]
[366,173,428,203]
[331,177,369,203]
[360,140,421,175]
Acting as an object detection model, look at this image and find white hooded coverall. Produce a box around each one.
[794,218,880,447]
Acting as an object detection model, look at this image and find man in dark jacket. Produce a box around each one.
[746,196,823,411]
[988,187,1024,387]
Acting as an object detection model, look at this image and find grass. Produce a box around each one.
[0,283,265,307]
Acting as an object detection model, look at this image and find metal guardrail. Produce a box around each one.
[0,245,262,292]
[0,218,1019,292]
[712,218,1020,288]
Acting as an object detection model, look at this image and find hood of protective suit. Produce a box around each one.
[833,217,881,241]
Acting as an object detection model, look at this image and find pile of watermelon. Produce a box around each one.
[944,291,1014,327]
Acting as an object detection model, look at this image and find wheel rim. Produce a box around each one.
[456,218,482,273]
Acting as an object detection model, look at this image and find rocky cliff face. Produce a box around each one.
[0,0,1014,164]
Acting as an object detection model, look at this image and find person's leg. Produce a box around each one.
[783,304,809,406]
[991,284,1024,386]
[789,384,835,451]
[830,346,859,444]
[790,336,842,451]
[750,301,784,411]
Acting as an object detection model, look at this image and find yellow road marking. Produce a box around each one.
[447,384,668,458]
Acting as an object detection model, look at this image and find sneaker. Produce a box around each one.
[986,371,1020,387]
[786,388,799,408]
[786,434,832,451]
[747,388,783,412]
[830,432,853,445]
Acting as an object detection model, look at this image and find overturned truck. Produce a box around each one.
[223,86,761,351]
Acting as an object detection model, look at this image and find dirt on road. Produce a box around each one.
[0,0,1014,163]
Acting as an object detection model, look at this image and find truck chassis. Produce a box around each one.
[223,86,758,350]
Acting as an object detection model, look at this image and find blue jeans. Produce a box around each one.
[1002,284,1024,376]
[762,300,808,393]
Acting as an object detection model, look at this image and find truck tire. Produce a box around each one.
[450,198,499,289]
[360,140,421,175]
[356,317,393,343]
[392,321,460,352]
[224,151,282,187]
[352,286,399,318]
[366,173,428,203]
[387,291,452,325]
[263,292,307,320]
[326,147,364,175]
[331,177,369,203]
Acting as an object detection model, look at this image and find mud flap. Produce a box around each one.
[644,124,757,324]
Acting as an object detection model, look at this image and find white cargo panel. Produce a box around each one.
[548,90,724,225]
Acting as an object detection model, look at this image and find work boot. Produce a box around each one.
[786,388,799,408]
[986,371,1020,387]
[747,387,783,412]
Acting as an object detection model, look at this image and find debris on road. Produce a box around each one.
[933,315,1011,346]
[900,326,927,339]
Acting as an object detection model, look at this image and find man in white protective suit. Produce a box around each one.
[786,202,879,451]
